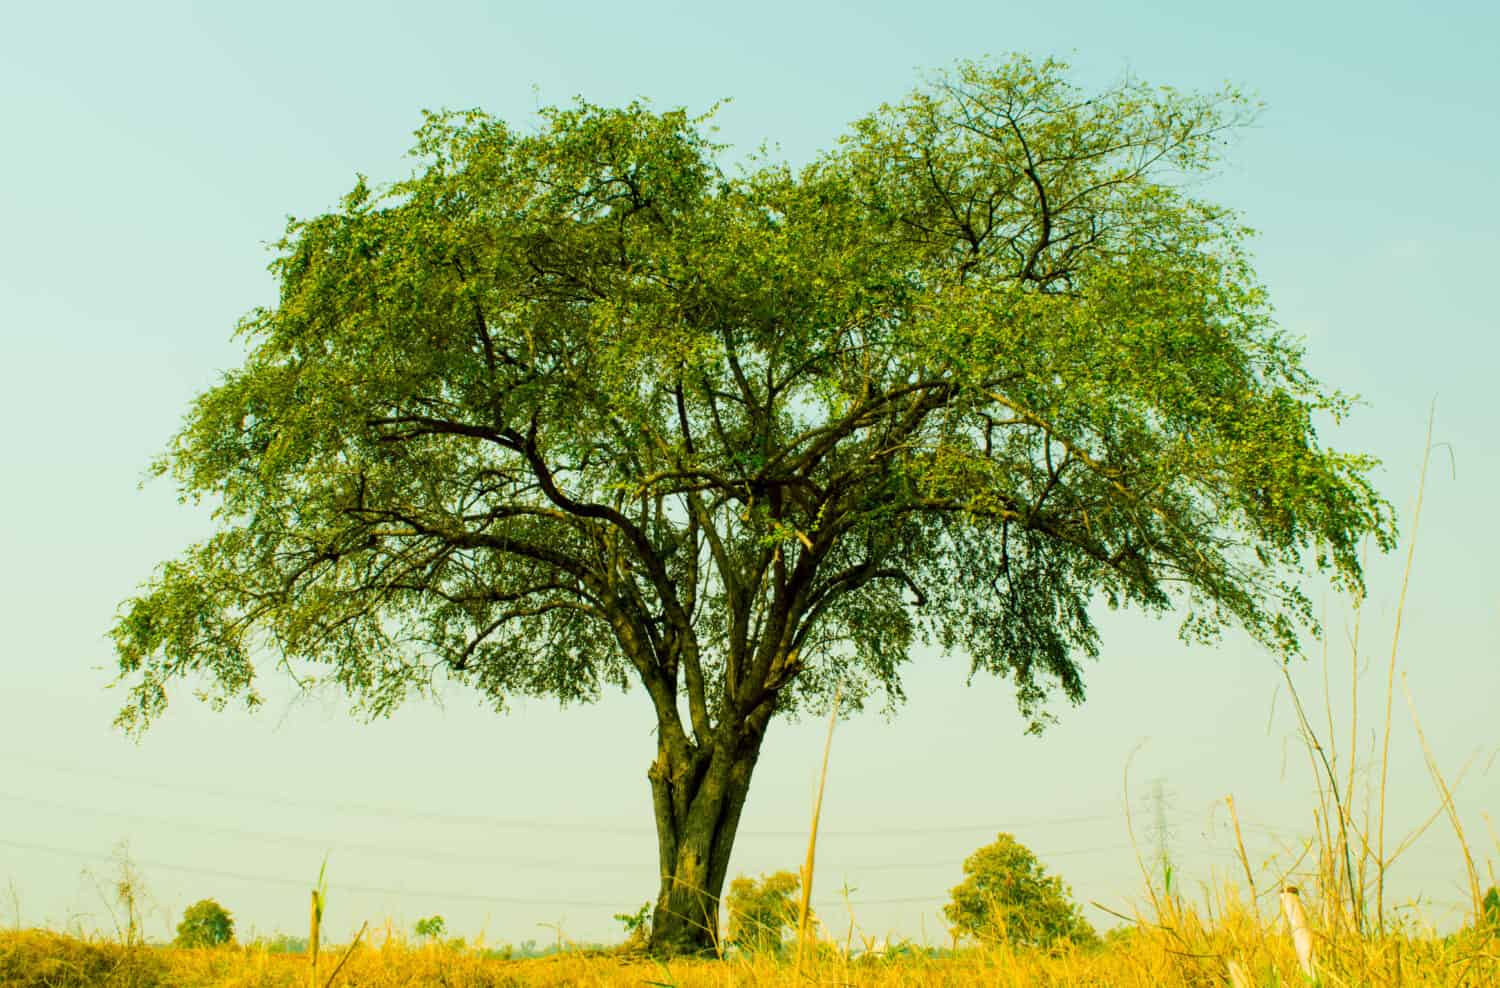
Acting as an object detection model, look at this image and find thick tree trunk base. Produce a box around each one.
[648,895,721,957]
[645,726,765,957]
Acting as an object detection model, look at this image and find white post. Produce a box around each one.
[1279,885,1315,978]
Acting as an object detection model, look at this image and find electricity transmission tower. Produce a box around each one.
[1146,777,1177,899]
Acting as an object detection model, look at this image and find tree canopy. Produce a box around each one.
[110,56,1394,954]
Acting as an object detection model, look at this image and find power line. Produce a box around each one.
[0,750,1123,836]
[3,756,1298,873]
[0,790,641,872]
[0,837,945,910]
[0,837,626,908]
[832,843,1143,868]
[0,790,1153,874]
[0,750,653,833]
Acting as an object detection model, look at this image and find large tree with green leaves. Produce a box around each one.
[111,57,1393,955]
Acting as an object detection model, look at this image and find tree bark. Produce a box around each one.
[646,717,766,956]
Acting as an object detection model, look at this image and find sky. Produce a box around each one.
[1,0,1497,948]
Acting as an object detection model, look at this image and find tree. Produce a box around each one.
[175,898,235,948]
[944,833,1095,947]
[724,870,802,956]
[413,915,446,942]
[110,56,1394,955]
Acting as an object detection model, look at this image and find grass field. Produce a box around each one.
[3,904,1498,988]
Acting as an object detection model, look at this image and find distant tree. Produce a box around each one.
[110,55,1395,955]
[1483,886,1500,928]
[174,898,235,948]
[725,870,802,956]
[944,833,1096,948]
[414,915,446,942]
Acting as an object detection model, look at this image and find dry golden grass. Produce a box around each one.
[3,906,1497,988]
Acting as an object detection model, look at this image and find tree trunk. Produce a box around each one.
[646,721,765,956]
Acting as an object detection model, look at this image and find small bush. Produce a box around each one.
[725,870,802,956]
[612,900,651,952]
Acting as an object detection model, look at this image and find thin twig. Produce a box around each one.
[1377,406,1435,932]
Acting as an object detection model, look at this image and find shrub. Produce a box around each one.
[612,901,651,952]
[174,898,234,948]
[725,870,802,956]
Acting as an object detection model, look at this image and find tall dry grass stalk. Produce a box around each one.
[794,686,840,974]
[306,890,320,988]
[1402,675,1484,919]
[321,921,367,988]
[308,856,329,988]
[1225,795,1257,907]
[1377,407,1434,930]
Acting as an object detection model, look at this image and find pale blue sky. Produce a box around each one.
[1,0,1496,946]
